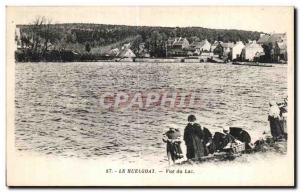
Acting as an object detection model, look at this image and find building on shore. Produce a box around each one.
[241,41,264,61]
[257,33,287,62]
[188,39,211,55]
[166,37,189,56]
[105,48,120,57]
[257,33,271,44]
[117,48,136,58]
[220,42,234,59]
[258,33,287,45]
[106,42,136,58]
[274,41,287,62]
[210,41,222,52]
[231,41,245,61]
[211,41,223,57]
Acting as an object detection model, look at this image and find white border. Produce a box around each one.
[1,0,299,191]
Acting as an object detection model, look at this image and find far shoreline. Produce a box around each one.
[15,58,287,66]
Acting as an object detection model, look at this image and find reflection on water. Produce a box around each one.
[15,62,287,164]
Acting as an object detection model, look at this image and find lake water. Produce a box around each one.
[15,62,287,165]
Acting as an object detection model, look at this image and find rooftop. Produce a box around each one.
[258,33,286,44]
[221,42,234,48]
[190,39,210,48]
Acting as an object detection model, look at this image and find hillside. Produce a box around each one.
[16,23,263,57]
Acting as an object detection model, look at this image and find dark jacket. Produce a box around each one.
[202,127,215,155]
[268,116,284,139]
[184,123,205,160]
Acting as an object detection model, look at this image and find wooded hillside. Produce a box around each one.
[17,22,263,56]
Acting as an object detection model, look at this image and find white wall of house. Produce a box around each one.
[231,41,245,60]
[181,39,190,49]
[222,47,231,57]
[200,40,211,51]
[123,49,136,58]
[242,45,264,61]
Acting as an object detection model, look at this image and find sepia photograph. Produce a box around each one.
[6,6,295,187]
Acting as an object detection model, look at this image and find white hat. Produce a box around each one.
[223,127,230,133]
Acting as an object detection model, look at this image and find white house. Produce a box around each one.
[241,41,264,61]
[166,37,190,56]
[117,48,136,58]
[189,39,211,55]
[231,41,245,60]
[221,42,234,57]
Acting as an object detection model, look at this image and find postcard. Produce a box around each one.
[6,6,294,186]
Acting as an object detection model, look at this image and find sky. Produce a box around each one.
[7,6,293,33]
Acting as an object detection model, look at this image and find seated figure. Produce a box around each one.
[163,128,184,165]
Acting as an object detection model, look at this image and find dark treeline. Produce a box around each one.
[16,21,263,61]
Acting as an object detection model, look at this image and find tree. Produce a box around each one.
[30,16,46,51]
[190,36,200,43]
[131,35,143,55]
[20,35,32,48]
[29,16,62,53]
[149,31,167,57]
